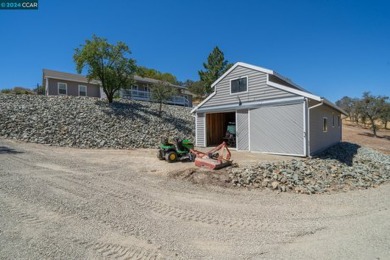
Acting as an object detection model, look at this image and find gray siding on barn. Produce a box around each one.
[309,104,342,155]
[196,113,206,147]
[250,101,305,155]
[236,110,249,150]
[202,65,297,108]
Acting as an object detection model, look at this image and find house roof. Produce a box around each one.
[43,69,101,85]
[43,69,190,93]
[192,62,347,115]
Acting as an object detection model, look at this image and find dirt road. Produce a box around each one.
[0,138,389,259]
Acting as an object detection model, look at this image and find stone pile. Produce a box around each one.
[0,94,195,149]
[229,143,390,194]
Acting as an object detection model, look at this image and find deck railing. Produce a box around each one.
[121,89,190,107]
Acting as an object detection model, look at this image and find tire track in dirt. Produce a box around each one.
[56,174,274,230]
[0,188,168,259]
[0,157,153,242]
[20,170,387,231]
[73,239,167,260]
[0,189,72,228]
[0,198,47,227]
[6,154,382,232]
[2,154,303,237]
[2,174,149,237]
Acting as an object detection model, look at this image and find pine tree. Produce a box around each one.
[198,46,232,94]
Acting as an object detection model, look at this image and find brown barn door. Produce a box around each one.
[206,112,235,147]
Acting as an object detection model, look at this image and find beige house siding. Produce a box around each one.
[309,103,342,155]
[43,69,193,106]
[47,78,101,98]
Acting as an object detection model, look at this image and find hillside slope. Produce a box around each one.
[342,121,390,154]
[0,94,194,149]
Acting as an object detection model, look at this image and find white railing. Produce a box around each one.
[122,89,190,106]
[122,89,150,100]
[168,95,190,107]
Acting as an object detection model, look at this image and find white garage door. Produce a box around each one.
[250,101,305,155]
[236,110,249,150]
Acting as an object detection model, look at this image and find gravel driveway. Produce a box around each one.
[0,138,389,259]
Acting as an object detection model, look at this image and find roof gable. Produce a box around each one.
[192,62,347,115]
[212,62,305,91]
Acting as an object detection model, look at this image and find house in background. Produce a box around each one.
[42,69,193,107]
[191,62,347,156]
[43,69,104,98]
[120,75,193,107]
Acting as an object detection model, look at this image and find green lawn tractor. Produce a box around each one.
[157,137,195,163]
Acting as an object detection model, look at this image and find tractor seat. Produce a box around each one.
[175,139,185,151]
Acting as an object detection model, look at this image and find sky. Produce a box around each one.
[0,0,389,102]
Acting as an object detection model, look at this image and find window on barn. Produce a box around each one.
[332,114,335,127]
[323,117,328,132]
[58,82,67,95]
[231,77,248,93]
[79,85,87,96]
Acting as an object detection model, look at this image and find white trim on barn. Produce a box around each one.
[203,114,206,147]
[192,62,346,157]
[196,96,305,113]
[303,99,307,156]
[211,62,273,88]
[248,109,251,151]
[195,113,198,146]
[212,62,305,91]
[267,81,322,102]
[229,76,249,95]
[191,92,216,114]
[235,112,238,149]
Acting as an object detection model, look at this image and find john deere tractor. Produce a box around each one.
[157,137,195,163]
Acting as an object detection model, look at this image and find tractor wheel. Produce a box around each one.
[157,150,164,160]
[165,151,177,163]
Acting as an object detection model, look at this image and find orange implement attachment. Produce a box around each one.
[190,142,232,170]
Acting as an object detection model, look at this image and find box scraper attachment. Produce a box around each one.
[190,142,232,170]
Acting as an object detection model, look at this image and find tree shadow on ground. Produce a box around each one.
[315,142,360,166]
[358,133,390,140]
[0,146,24,154]
[95,100,152,123]
[160,113,194,135]
[95,100,194,135]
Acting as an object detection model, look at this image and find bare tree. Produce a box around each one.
[357,92,389,136]
[150,81,178,117]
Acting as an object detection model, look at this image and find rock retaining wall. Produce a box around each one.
[229,143,390,194]
[0,94,195,149]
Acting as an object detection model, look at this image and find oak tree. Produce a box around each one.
[150,81,178,117]
[74,35,137,103]
[357,92,389,136]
